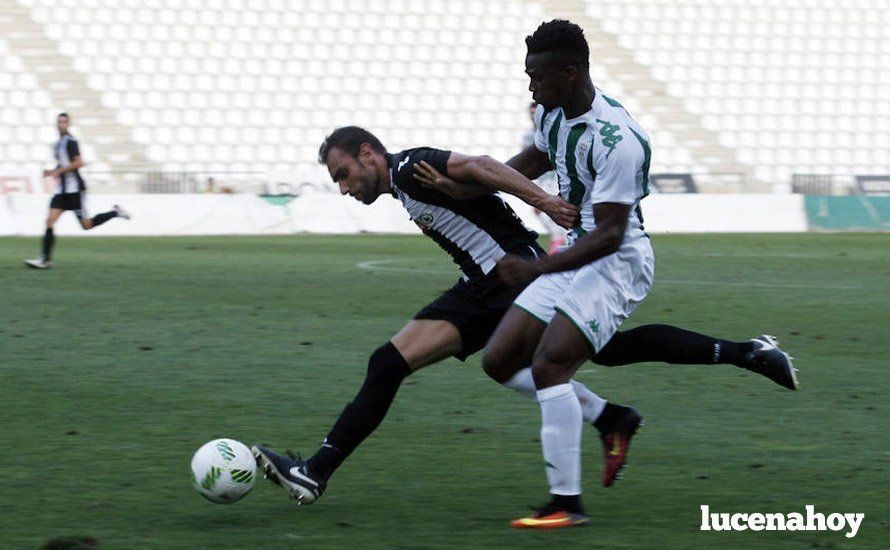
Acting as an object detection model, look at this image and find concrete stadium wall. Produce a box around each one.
[0,193,823,237]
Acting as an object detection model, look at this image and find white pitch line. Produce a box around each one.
[356,259,453,275]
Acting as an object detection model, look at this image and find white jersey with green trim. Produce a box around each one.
[533,87,651,244]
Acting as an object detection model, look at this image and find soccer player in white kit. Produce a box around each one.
[489,19,679,528]
[403,20,797,529]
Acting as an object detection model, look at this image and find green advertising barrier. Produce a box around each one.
[805,195,890,231]
[260,194,297,206]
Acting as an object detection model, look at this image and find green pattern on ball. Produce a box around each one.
[216,441,236,464]
[230,469,254,484]
[201,466,222,490]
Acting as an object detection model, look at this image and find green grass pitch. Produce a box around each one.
[1,233,887,548]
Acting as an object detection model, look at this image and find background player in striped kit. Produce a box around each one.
[253,126,795,507]
[24,113,130,269]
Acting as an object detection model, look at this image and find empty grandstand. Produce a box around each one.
[0,0,888,195]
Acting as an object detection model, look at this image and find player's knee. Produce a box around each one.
[481,345,513,384]
[531,349,575,388]
[366,341,411,385]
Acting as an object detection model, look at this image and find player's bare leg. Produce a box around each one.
[483,306,625,431]
[390,319,464,371]
[483,306,546,384]
[253,320,463,504]
[512,312,592,528]
[46,207,64,228]
[511,313,638,528]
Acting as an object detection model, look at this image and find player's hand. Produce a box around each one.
[539,194,580,230]
[496,254,543,287]
[42,169,54,178]
[412,161,456,193]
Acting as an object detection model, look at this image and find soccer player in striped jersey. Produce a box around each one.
[25,113,130,269]
[253,125,608,503]
[472,20,797,528]
[253,126,795,508]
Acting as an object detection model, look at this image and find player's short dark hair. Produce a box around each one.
[318,126,387,164]
[525,19,590,69]
[58,112,69,119]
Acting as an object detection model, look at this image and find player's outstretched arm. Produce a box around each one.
[413,156,577,229]
[444,152,579,229]
[412,160,492,199]
[506,145,553,180]
[497,202,630,286]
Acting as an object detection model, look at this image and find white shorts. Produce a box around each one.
[513,237,655,353]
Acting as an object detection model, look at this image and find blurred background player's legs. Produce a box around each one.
[25,206,62,269]
[26,202,130,269]
[77,204,130,230]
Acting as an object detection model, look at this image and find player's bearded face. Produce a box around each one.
[328,148,381,205]
[354,157,380,205]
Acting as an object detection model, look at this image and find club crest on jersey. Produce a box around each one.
[576,137,591,163]
[416,212,435,227]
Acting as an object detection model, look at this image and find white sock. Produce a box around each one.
[503,368,607,423]
[537,383,582,496]
[502,368,536,400]
[570,379,607,423]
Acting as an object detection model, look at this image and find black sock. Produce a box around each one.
[593,402,630,433]
[594,324,753,367]
[307,342,411,481]
[42,228,55,261]
[308,444,345,480]
[90,210,117,227]
[715,340,753,366]
[551,494,584,514]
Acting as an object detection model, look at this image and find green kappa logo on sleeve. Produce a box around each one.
[596,119,623,158]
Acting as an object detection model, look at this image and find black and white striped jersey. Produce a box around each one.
[53,134,85,194]
[387,147,539,281]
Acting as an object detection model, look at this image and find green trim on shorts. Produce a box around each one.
[553,306,598,358]
[511,304,549,326]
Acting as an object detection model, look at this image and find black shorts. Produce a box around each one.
[50,192,86,218]
[414,243,544,361]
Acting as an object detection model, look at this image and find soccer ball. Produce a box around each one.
[190,438,257,504]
